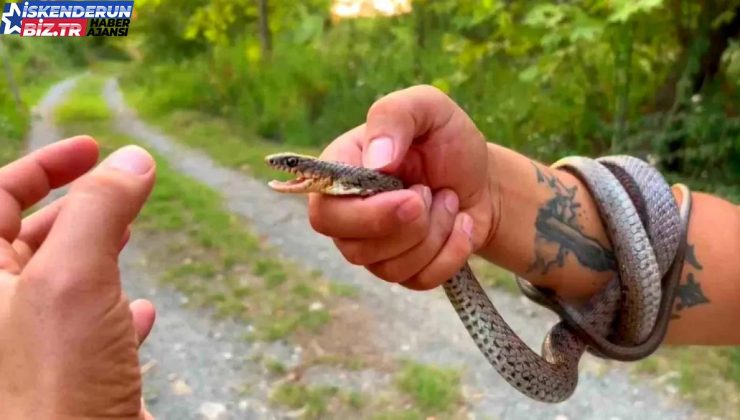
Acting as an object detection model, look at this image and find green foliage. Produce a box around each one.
[121,0,739,195]
[270,384,339,418]
[0,89,26,164]
[395,361,461,414]
[54,77,112,124]
[0,38,94,164]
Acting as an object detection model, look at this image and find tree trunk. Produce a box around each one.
[612,23,634,153]
[654,4,740,172]
[257,0,272,58]
[691,4,740,93]
[654,4,740,111]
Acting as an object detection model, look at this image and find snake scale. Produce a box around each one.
[264,152,691,403]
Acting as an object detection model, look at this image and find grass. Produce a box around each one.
[268,360,465,420]
[118,70,740,416]
[69,71,740,417]
[0,67,78,167]
[270,384,343,419]
[633,347,740,417]
[53,76,112,124]
[20,67,80,109]
[469,256,519,293]
[124,82,321,182]
[54,74,471,419]
[54,75,348,343]
[394,361,462,415]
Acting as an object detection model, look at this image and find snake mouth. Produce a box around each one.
[264,153,347,194]
[268,175,312,191]
[267,168,332,193]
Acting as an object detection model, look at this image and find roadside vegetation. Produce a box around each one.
[51,74,468,419]
[6,1,740,416]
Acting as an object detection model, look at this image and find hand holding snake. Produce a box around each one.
[265,86,698,402]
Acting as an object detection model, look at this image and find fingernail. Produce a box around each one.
[103,145,153,175]
[461,214,474,240]
[364,136,394,169]
[444,192,459,214]
[421,186,432,209]
[397,197,422,223]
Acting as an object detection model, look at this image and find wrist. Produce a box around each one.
[478,142,503,254]
[474,144,616,300]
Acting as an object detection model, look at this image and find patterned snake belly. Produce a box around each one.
[265,153,692,403]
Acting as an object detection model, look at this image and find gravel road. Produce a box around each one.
[25,76,704,420]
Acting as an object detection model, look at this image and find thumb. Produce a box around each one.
[362,85,459,172]
[27,145,155,289]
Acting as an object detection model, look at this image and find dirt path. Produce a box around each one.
[29,78,289,420]
[28,76,702,419]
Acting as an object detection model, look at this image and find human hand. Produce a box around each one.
[0,136,157,420]
[308,85,497,290]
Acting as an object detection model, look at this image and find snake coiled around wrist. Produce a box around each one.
[265,152,691,403]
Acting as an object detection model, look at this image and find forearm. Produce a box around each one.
[477,143,740,345]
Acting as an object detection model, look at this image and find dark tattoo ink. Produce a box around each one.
[528,164,617,275]
[675,273,710,310]
[672,242,709,319]
[685,244,703,270]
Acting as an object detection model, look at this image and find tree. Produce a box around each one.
[257,0,272,57]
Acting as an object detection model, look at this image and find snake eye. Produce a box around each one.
[286,157,299,168]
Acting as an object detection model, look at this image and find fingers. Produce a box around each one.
[363,189,464,289]
[334,185,431,264]
[361,85,488,207]
[26,145,155,291]
[365,189,458,282]
[310,125,431,240]
[309,187,427,239]
[130,299,156,347]
[362,85,458,171]
[14,197,132,267]
[13,197,65,265]
[402,214,474,291]
[310,86,489,293]
[0,136,98,242]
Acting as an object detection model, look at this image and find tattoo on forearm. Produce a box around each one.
[672,244,709,319]
[529,162,709,318]
[528,164,617,275]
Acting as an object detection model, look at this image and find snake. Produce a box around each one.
[264,152,691,402]
[516,156,691,361]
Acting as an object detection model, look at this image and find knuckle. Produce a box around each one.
[413,269,448,290]
[367,261,414,284]
[403,276,438,291]
[23,264,88,305]
[337,241,371,266]
[367,94,394,118]
[79,172,132,201]
[407,209,430,233]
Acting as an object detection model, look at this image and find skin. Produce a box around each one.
[0,136,156,420]
[0,87,737,417]
[307,85,740,346]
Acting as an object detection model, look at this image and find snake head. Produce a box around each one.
[265,153,335,194]
[264,152,404,196]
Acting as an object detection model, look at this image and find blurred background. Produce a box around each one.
[2,0,740,419]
